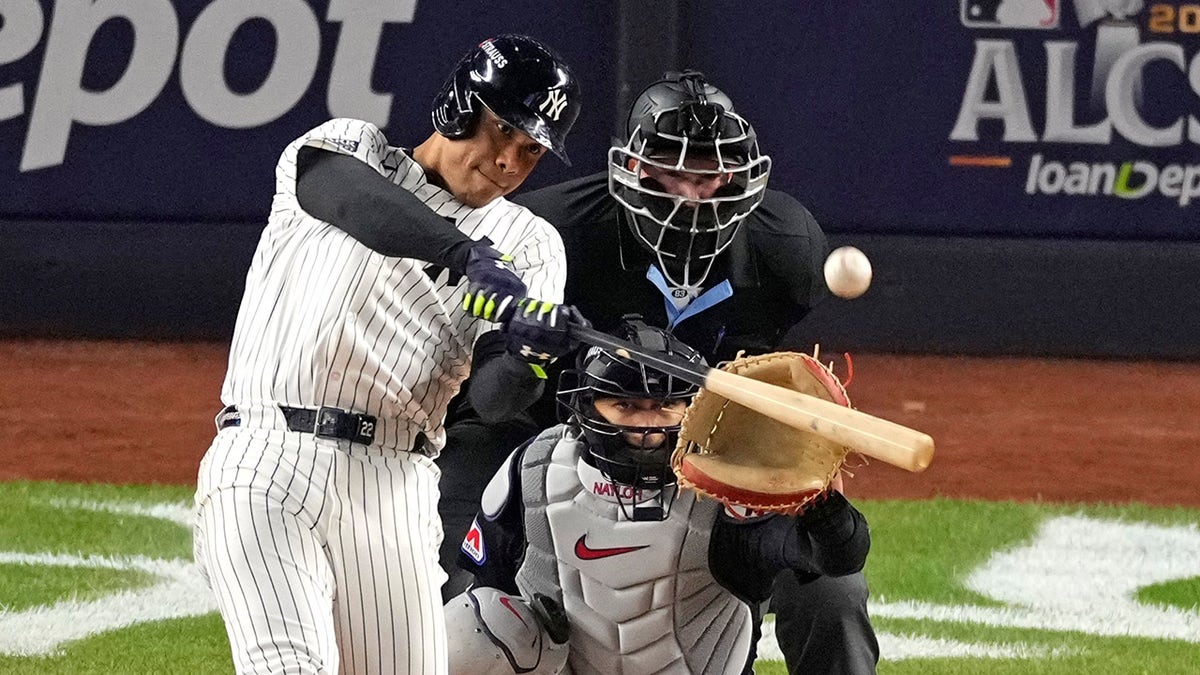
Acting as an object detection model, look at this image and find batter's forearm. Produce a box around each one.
[296,146,476,270]
[470,355,545,422]
[468,333,546,422]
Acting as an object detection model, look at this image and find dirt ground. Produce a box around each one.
[3,340,1197,508]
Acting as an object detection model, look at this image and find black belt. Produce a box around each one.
[217,405,428,453]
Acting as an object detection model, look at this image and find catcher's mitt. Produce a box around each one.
[671,351,851,514]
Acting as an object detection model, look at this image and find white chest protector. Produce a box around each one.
[514,430,753,674]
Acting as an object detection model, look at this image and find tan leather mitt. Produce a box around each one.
[672,351,851,514]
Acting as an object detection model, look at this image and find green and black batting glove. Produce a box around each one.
[461,243,527,321]
[503,300,589,378]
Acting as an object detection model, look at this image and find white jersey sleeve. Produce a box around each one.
[272,118,392,209]
[508,214,566,304]
[467,201,566,305]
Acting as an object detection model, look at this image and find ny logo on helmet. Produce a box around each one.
[540,89,569,121]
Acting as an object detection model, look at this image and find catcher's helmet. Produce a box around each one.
[557,316,702,514]
[432,34,581,165]
[608,70,771,287]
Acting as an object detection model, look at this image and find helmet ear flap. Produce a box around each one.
[433,79,479,139]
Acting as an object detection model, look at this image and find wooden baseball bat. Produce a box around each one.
[569,323,934,473]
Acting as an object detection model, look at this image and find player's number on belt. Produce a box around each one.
[540,90,568,121]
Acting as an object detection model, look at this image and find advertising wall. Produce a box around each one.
[0,0,615,221]
[2,1,1196,355]
[689,1,1199,241]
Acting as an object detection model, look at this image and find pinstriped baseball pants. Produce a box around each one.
[194,427,448,674]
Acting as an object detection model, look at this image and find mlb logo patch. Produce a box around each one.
[723,503,772,521]
[461,518,486,564]
[321,138,360,153]
[961,0,1060,29]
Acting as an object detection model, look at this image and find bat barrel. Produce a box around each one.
[569,321,935,474]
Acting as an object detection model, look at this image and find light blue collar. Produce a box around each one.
[645,265,733,329]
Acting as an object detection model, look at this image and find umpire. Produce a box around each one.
[437,71,879,674]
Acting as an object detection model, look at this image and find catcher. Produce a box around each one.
[443,318,870,674]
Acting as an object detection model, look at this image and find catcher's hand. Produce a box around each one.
[672,351,852,515]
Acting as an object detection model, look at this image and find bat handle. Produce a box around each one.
[567,322,621,349]
[567,321,710,388]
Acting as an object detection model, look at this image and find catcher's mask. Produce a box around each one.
[608,70,771,288]
[556,317,703,520]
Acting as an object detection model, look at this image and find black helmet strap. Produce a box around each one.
[669,70,709,101]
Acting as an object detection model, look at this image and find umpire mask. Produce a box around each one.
[609,71,771,288]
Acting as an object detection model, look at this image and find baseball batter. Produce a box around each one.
[443,320,871,674]
[192,35,583,674]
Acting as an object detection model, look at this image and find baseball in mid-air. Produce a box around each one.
[823,246,872,299]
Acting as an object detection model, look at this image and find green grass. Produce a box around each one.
[0,481,192,556]
[0,563,155,612]
[0,615,232,675]
[0,481,1198,674]
[1138,577,1200,612]
[854,499,1200,675]
[859,498,1044,606]
[870,628,1200,675]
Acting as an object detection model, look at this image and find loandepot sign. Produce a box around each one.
[1,499,1198,661]
[951,0,1200,207]
[0,0,420,172]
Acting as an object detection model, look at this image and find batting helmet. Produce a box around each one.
[556,316,703,516]
[608,71,771,287]
[432,34,581,165]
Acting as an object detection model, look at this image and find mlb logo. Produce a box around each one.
[724,503,771,521]
[461,518,486,564]
[961,0,1060,29]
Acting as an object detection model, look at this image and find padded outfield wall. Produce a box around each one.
[1,1,1197,358]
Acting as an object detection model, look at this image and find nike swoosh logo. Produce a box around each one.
[574,534,649,560]
[498,596,529,627]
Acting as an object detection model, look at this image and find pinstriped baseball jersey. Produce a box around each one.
[222,117,566,452]
[195,117,567,675]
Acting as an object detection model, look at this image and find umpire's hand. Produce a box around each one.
[504,300,589,376]
[461,243,527,322]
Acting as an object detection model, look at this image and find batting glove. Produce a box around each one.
[462,243,527,322]
[504,300,589,377]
